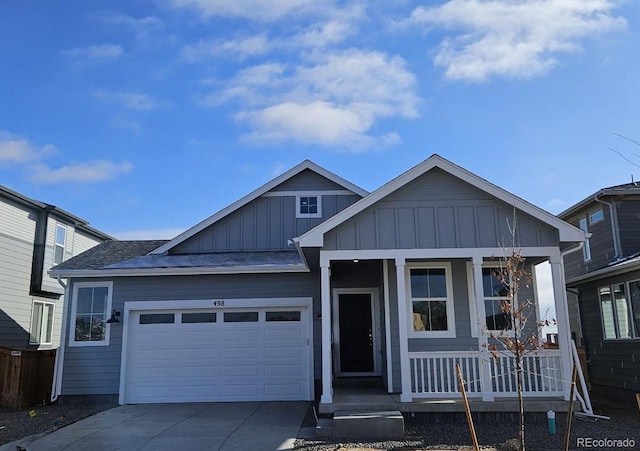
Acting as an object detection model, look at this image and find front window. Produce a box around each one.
[30,301,54,345]
[408,264,455,337]
[54,224,67,264]
[70,282,112,346]
[599,284,635,339]
[483,268,512,331]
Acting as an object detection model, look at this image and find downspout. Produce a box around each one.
[51,276,70,403]
[594,193,621,260]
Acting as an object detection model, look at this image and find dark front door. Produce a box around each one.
[338,293,374,373]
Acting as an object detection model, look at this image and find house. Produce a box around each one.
[49,155,588,413]
[559,182,640,401]
[0,185,112,351]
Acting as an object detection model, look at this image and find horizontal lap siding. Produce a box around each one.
[577,273,640,392]
[617,200,640,257]
[0,199,36,349]
[324,168,559,251]
[61,273,320,395]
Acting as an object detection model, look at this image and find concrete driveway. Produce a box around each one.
[3,401,309,451]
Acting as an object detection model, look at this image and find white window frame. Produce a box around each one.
[53,223,67,265]
[599,282,638,340]
[69,281,113,347]
[579,217,591,262]
[589,208,604,225]
[296,194,322,218]
[29,300,55,345]
[406,262,456,338]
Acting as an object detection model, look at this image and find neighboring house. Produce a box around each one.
[559,182,640,399]
[0,185,112,351]
[50,156,586,411]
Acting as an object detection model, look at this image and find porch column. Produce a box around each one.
[320,261,333,404]
[549,253,572,400]
[395,257,412,402]
[472,256,494,401]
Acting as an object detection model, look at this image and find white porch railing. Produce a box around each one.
[409,350,564,398]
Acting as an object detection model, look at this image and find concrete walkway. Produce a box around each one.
[2,401,309,451]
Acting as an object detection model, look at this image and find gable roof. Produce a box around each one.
[558,181,640,219]
[296,154,586,248]
[0,184,113,241]
[150,160,368,255]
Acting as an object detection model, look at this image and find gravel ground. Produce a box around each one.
[0,399,118,446]
[295,397,640,451]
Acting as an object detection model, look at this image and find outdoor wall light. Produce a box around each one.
[107,309,121,324]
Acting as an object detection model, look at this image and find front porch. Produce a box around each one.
[320,349,579,415]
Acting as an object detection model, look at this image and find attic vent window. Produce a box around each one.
[297,195,321,218]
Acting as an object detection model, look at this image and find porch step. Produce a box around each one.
[317,410,404,439]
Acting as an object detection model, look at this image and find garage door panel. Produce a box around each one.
[125,305,310,403]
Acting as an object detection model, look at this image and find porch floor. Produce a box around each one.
[319,382,575,415]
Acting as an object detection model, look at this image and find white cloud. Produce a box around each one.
[214,49,419,149]
[61,44,123,60]
[92,89,164,111]
[169,0,319,21]
[29,161,133,184]
[402,0,626,81]
[0,132,56,166]
[181,34,270,61]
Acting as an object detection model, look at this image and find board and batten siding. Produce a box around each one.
[323,168,559,251]
[172,169,362,253]
[617,199,640,257]
[577,272,640,392]
[61,272,321,395]
[0,198,38,349]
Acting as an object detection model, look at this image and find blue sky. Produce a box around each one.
[1,0,639,241]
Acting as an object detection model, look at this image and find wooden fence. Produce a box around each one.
[0,346,56,408]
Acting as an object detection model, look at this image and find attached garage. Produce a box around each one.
[120,298,313,404]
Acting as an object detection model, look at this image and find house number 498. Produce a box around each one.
[213,300,225,307]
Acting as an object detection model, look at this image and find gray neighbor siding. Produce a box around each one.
[324,168,559,251]
[575,271,640,393]
[617,199,640,257]
[563,203,615,280]
[173,169,361,253]
[61,272,320,395]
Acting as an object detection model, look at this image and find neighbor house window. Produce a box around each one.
[482,268,513,331]
[30,301,54,345]
[408,263,455,337]
[600,282,639,339]
[70,282,112,346]
[579,218,591,262]
[589,208,604,225]
[53,224,67,264]
[296,195,321,218]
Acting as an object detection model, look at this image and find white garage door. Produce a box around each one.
[124,306,310,403]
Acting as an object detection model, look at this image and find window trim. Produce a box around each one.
[29,300,55,346]
[599,281,639,340]
[53,223,67,265]
[69,281,113,347]
[589,208,604,225]
[406,262,456,338]
[296,194,322,219]
[579,217,591,262]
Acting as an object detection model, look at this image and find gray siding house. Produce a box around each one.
[0,185,112,351]
[50,156,587,411]
[559,183,640,399]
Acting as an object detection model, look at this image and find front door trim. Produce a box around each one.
[332,287,381,377]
